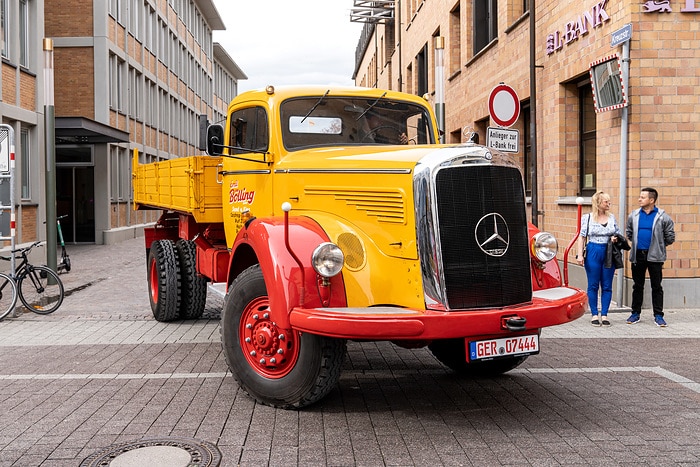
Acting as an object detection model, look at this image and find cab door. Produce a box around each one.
[220,104,273,246]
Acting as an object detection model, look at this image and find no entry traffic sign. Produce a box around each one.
[488,84,520,128]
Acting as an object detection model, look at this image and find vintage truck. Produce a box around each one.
[132,85,587,409]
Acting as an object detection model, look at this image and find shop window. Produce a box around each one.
[579,83,596,195]
[474,0,498,54]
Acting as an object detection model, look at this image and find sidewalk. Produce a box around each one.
[0,237,699,466]
[8,236,223,322]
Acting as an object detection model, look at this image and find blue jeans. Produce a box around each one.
[584,242,615,316]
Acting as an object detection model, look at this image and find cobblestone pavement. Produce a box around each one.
[0,236,698,465]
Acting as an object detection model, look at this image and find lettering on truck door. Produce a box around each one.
[221,104,273,245]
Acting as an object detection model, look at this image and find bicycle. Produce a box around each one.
[0,241,65,316]
[56,215,71,273]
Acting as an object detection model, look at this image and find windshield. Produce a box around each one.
[280,96,435,150]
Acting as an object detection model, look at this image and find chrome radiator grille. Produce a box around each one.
[434,165,532,309]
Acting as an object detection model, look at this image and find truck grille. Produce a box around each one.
[435,165,532,309]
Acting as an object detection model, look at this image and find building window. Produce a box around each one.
[474,0,498,54]
[110,146,129,201]
[416,43,428,97]
[580,82,596,195]
[449,3,461,75]
[20,128,30,200]
[1,0,9,58]
[19,0,29,67]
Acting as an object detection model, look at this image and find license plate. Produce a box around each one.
[468,334,539,361]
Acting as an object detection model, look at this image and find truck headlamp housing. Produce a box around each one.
[531,232,557,262]
[311,242,344,278]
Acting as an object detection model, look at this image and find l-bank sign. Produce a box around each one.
[546,0,700,55]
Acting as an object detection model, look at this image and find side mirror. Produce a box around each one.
[206,124,225,156]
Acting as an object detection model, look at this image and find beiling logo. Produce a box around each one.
[229,181,255,204]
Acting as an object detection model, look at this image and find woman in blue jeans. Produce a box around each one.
[575,191,621,326]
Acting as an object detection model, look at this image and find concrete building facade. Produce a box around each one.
[353,0,700,308]
[1,0,245,248]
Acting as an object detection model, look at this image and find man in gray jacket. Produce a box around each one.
[626,187,675,326]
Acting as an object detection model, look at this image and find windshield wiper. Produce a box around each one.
[300,90,330,123]
[356,92,387,120]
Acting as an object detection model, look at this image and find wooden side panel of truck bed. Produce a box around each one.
[133,155,224,223]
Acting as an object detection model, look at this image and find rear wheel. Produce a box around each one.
[429,338,528,376]
[18,266,64,314]
[176,239,206,319]
[220,265,346,408]
[148,240,181,322]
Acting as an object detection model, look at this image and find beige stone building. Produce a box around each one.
[1,0,245,246]
[353,0,700,308]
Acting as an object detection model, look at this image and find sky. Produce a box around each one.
[212,1,365,93]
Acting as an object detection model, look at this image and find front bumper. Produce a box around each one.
[289,286,587,340]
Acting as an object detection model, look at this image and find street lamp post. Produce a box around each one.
[434,36,445,144]
[44,38,57,273]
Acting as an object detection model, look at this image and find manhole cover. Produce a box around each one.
[80,437,222,466]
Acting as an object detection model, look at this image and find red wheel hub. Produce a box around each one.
[148,258,158,304]
[240,297,298,378]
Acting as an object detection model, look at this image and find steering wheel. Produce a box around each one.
[362,125,404,143]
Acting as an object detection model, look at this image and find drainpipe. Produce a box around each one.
[529,1,539,227]
[616,39,630,308]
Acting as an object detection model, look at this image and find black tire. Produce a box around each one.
[175,239,206,319]
[220,265,346,409]
[147,240,181,322]
[18,266,64,314]
[429,338,528,376]
[0,273,19,320]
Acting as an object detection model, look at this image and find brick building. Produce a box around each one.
[1,0,245,247]
[353,0,700,308]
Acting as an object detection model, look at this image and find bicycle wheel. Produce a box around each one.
[0,273,18,320]
[18,266,64,314]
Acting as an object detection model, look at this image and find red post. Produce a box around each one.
[563,198,584,286]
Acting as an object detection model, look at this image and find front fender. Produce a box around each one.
[229,216,348,327]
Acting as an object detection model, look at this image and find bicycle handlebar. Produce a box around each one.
[0,240,44,261]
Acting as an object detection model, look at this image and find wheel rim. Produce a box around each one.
[239,296,299,378]
[149,257,159,304]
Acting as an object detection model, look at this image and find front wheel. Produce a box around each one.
[429,338,528,376]
[220,265,346,409]
[18,266,64,314]
[0,273,18,320]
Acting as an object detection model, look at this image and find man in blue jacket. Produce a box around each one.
[626,187,675,326]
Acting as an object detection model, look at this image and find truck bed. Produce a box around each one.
[132,154,224,223]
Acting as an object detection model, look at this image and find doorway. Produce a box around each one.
[56,146,95,243]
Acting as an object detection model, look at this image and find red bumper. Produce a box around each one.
[289,287,587,340]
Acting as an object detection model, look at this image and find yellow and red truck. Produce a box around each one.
[133,85,586,408]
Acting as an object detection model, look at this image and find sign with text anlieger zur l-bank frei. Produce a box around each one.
[486,83,520,153]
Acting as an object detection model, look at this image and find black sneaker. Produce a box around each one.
[601,317,611,326]
[591,316,601,326]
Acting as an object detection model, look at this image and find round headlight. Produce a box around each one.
[311,242,344,278]
[531,232,558,262]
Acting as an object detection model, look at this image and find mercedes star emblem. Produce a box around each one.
[475,213,510,257]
